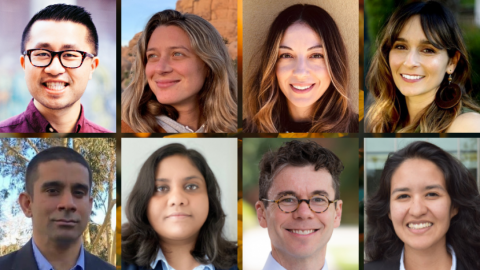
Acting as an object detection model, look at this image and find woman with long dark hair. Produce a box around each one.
[121,143,237,270]
[366,1,480,133]
[365,141,480,269]
[243,4,358,133]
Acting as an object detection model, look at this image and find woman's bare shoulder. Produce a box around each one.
[447,112,480,133]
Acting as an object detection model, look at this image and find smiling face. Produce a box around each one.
[389,15,457,100]
[21,20,98,111]
[256,165,342,260]
[147,155,209,244]
[275,23,331,117]
[145,25,207,110]
[389,158,457,252]
[20,160,92,245]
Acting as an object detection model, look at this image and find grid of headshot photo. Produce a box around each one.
[0,0,479,270]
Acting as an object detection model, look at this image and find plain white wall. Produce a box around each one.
[121,138,238,241]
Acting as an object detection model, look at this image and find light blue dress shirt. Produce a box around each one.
[399,245,456,270]
[32,239,84,270]
[262,252,328,270]
[150,248,214,270]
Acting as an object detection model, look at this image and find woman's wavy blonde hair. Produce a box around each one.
[243,4,358,133]
[366,1,480,133]
[122,10,237,133]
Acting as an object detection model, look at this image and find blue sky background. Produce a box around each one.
[121,0,178,46]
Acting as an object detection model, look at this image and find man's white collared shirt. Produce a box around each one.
[399,245,456,270]
[262,252,328,270]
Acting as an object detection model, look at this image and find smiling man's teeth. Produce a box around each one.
[45,82,67,90]
[292,84,312,90]
[401,74,424,80]
[291,229,315,235]
[408,222,433,229]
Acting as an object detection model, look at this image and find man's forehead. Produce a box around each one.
[267,166,334,198]
[34,160,90,186]
[25,20,90,50]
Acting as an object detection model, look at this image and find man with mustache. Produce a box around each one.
[255,140,343,270]
[0,147,115,269]
[0,4,110,133]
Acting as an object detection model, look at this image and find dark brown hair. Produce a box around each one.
[258,140,343,205]
[243,4,358,133]
[121,143,237,269]
[365,141,480,269]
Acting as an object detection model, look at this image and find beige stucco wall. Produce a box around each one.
[243,0,359,112]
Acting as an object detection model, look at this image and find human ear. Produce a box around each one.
[255,201,268,228]
[333,200,343,228]
[450,205,458,218]
[88,57,100,80]
[20,55,26,70]
[19,192,33,218]
[447,51,461,74]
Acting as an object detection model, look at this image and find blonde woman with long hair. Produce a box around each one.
[243,4,358,133]
[122,10,237,133]
[366,1,480,133]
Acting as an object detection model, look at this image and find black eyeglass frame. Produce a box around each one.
[261,194,339,213]
[23,49,96,69]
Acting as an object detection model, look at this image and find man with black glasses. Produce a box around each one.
[255,140,344,270]
[0,4,111,133]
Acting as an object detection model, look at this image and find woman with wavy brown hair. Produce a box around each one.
[243,4,358,133]
[121,10,237,133]
[366,1,480,133]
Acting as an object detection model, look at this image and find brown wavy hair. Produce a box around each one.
[366,1,480,133]
[122,10,237,133]
[121,143,237,269]
[243,4,358,133]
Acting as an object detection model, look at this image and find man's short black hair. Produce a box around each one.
[21,4,99,55]
[25,147,93,197]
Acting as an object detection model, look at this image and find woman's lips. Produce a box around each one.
[156,80,180,88]
[400,74,425,83]
[290,83,315,94]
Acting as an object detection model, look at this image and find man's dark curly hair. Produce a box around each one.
[258,140,344,205]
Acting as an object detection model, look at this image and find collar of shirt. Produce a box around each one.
[400,245,456,270]
[31,238,84,270]
[262,252,328,270]
[24,99,85,133]
[150,248,213,270]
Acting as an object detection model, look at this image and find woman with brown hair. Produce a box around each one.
[243,4,358,133]
[365,1,480,133]
[121,10,237,133]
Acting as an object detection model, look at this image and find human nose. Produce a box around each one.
[57,192,77,212]
[154,55,173,74]
[292,199,314,219]
[292,57,308,78]
[44,54,66,75]
[403,50,420,68]
[408,196,427,217]
[167,187,188,206]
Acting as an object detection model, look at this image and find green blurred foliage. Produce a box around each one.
[242,138,359,225]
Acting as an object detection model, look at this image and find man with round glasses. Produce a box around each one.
[0,4,111,133]
[255,140,343,270]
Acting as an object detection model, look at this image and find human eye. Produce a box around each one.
[173,52,184,57]
[185,184,199,191]
[146,53,158,61]
[312,196,327,203]
[421,47,436,54]
[73,190,87,198]
[310,53,324,59]
[156,186,169,193]
[45,188,60,196]
[393,43,407,50]
[396,194,409,199]
[279,53,293,59]
[426,192,439,197]
[280,196,297,204]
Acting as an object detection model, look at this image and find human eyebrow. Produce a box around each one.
[311,190,330,197]
[425,185,446,191]
[72,183,89,192]
[279,45,293,51]
[391,187,410,195]
[60,44,79,50]
[183,176,202,181]
[169,46,189,52]
[41,181,65,190]
[307,45,323,51]
[275,191,296,198]
[395,37,433,46]
[33,43,53,50]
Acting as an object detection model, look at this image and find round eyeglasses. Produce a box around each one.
[23,49,95,69]
[262,194,338,213]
